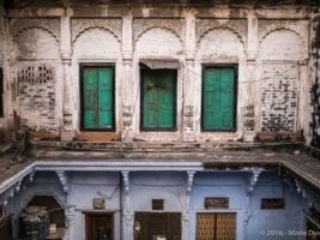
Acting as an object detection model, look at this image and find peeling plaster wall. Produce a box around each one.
[0,5,314,142]
[9,19,62,133]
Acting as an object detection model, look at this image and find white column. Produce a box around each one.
[60,8,74,141]
[121,15,134,142]
[183,9,197,142]
[65,205,76,240]
[183,171,195,240]
[1,7,15,129]
[121,171,134,240]
[243,11,258,142]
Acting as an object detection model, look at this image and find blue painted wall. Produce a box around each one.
[2,170,317,240]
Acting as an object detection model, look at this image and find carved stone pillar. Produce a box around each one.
[121,15,134,142]
[121,171,134,240]
[182,171,195,240]
[60,10,74,141]
[183,10,197,142]
[243,11,258,142]
[1,9,15,129]
[121,60,133,143]
[246,10,258,60]
[65,206,76,240]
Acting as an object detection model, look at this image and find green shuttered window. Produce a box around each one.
[202,66,236,131]
[141,69,176,130]
[81,65,115,131]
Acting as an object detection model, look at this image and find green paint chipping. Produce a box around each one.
[82,67,114,130]
[142,69,175,130]
[202,67,236,131]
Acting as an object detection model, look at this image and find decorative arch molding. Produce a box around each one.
[133,18,184,45]
[13,26,60,45]
[258,28,306,60]
[197,27,245,48]
[259,27,306,48]
[71,18,122,44]
[196,19,247,45]
[11,18,60,43]
[134,27,184,51]
[72,26,121,46]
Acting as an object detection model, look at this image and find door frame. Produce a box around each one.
[79,63,116,131]
[134,211,182,240]
[139,67,177,131]
[201,64,238,132]
[84,211,114,240]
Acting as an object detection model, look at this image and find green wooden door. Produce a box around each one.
[202,67,236,131]
[82,66,114,130]
[141,69,175,130]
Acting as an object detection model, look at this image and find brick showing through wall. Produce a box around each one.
[17,65,56,131]
[260,64,299,132]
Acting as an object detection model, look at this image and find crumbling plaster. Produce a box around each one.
[0,5,315,142]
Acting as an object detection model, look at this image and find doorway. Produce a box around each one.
[196,213,236,240]
[85,212,114,240]
[134,212,181,240]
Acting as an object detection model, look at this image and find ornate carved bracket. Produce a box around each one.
[295,179,302,194]
[186,171,195,195]
[56,171,69,193]
[29,170,35,183]
[15,180,22,194]
[121,171,130,194]
[295,179,309,199]
[247,169,262,193]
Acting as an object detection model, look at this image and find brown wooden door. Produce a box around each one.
[85,213,114,240]
[134,212,181,240]
[196,213,236,240]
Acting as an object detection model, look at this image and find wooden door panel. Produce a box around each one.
[82,66,114,130]
[196,213,236,240]
[85,213,113,240]
[141,69,176,130]
[202,67,236,131]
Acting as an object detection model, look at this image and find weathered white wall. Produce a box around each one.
[0,7,312,142]
[9,18,62,133]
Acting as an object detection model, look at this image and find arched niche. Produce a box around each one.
[14,28,59,60]
[135,28,183,56]
[258,29,305,61]
[196,28,244,60]
[22,195,66,229]
[73,28,121,59]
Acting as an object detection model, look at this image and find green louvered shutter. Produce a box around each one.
[83,68,98,129]
[142,70,175,130]
[158,71,175,128]
[202,67,236,131]
[82,66,114,130]
[143,74,158,128]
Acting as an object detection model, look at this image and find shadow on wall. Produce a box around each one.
[19,196,66,240]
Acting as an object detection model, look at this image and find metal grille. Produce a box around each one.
[261,198,285,209]
[204,198,229,209]
[196,213,236,240]
[196,213,216,239]
[152,199,164,210]
[216,213,236,240]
